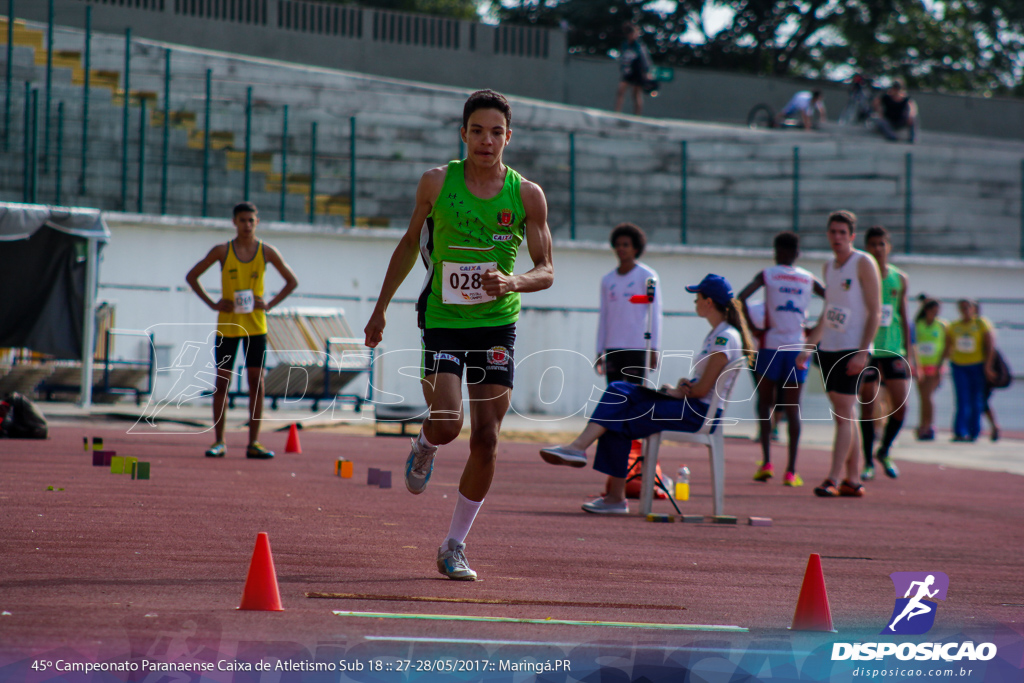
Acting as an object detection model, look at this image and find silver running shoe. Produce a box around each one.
[581,496,629,515]
[436,538,477,581]
[539,445,587,468]
[405,437,438,495]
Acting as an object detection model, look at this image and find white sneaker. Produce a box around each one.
[405,437,437,495]
[436,538,477,581]
[581,497,629,515]
[539,445,587,468]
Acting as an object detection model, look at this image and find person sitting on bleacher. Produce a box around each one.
[538,274,755,515]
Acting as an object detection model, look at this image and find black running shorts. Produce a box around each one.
[421,324,516,389]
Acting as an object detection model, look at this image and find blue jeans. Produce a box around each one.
[951,363,986,439]
[588,381,712,478]
[875,116,917,143]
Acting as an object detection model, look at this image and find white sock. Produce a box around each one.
[416,429,435,450]
[444,493,483,546]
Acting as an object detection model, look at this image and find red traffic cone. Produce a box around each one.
[285,423,301,454]
[790,553,835,631]
[238,532,284,611]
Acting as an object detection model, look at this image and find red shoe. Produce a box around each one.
[813,479,839,497]
[839,479,865,497]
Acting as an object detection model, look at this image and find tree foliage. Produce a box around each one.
[490,0,1024,96]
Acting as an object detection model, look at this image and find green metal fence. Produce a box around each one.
[2,5,1024,257]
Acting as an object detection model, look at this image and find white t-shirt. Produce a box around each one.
[763,264,816,349]
[691,321,743,403]
[783,91,814,116]
[596,263,663,355]
[820,250,873,352]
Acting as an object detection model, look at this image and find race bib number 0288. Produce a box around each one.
[442,261,497,305]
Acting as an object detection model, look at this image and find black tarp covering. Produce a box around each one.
[0,204,109,359]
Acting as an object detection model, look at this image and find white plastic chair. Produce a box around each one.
[639,356,749,517]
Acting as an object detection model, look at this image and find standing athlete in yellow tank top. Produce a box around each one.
[364,90,554,581]
[186,202,299,459]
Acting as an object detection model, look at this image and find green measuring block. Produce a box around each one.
[132,461,150,480]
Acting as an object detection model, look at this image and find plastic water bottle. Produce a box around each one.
[675,466,690,501]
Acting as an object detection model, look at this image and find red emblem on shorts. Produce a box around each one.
[497,209,514,227]
[487,346,509,366]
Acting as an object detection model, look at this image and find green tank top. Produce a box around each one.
[873,265,906,355]
[417,160,526,329]
[915,318,946,366]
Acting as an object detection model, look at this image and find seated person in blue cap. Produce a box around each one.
[539,274,755,514]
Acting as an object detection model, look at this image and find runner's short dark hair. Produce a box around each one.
[463,90,512,130]
[828,210,857,233]
[774,231,799,252]
[233,201,258,217]
[866,225,889,242]
[610,222,647,257]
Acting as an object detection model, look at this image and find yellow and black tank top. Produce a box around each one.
[217,239,267,337]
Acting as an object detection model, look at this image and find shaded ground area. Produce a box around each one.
[0,424,1022,676]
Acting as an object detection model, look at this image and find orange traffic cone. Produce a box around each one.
[790,553,835,631]
[238,532,284,611]
[285,423,301,454]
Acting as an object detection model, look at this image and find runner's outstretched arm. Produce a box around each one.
[364,167,445,348]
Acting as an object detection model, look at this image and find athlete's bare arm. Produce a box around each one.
[812,278,826,298]
[737,271,765,335]
[363,166,446,348]
[982,324,997,381]
[481,178,553,297]
[186,244,232,313]
[897,271,915,370]
[259,244,299,310]
[848,252,883,375]
[737,272,764,302]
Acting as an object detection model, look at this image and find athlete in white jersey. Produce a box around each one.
[739,231,824,487]
[799,211,881,498]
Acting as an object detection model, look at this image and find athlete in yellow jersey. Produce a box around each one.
[364,90,554,581]
[186,202,299,459]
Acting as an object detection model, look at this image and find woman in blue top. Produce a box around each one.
[539,274,755,515]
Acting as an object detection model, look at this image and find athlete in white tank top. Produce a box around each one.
[820,250,873,352]
[762,264,816,349]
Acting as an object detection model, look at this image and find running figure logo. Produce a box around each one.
[882,571,949,635]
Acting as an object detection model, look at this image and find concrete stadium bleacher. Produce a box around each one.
[2,16,1023,255]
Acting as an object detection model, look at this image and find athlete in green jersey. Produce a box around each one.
[859,226,916,480]
[364,90,554,581]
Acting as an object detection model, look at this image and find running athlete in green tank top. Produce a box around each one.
[364,90,554,582]
[859,226,916,480]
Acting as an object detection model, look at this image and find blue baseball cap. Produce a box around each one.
[685,274,734,307]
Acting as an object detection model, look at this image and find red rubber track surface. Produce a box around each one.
[1,425,1022,654]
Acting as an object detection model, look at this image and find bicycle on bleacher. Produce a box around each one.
[747,91,824,131]
[837,74,877,126]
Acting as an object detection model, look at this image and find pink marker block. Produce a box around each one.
[378,471,392,489]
